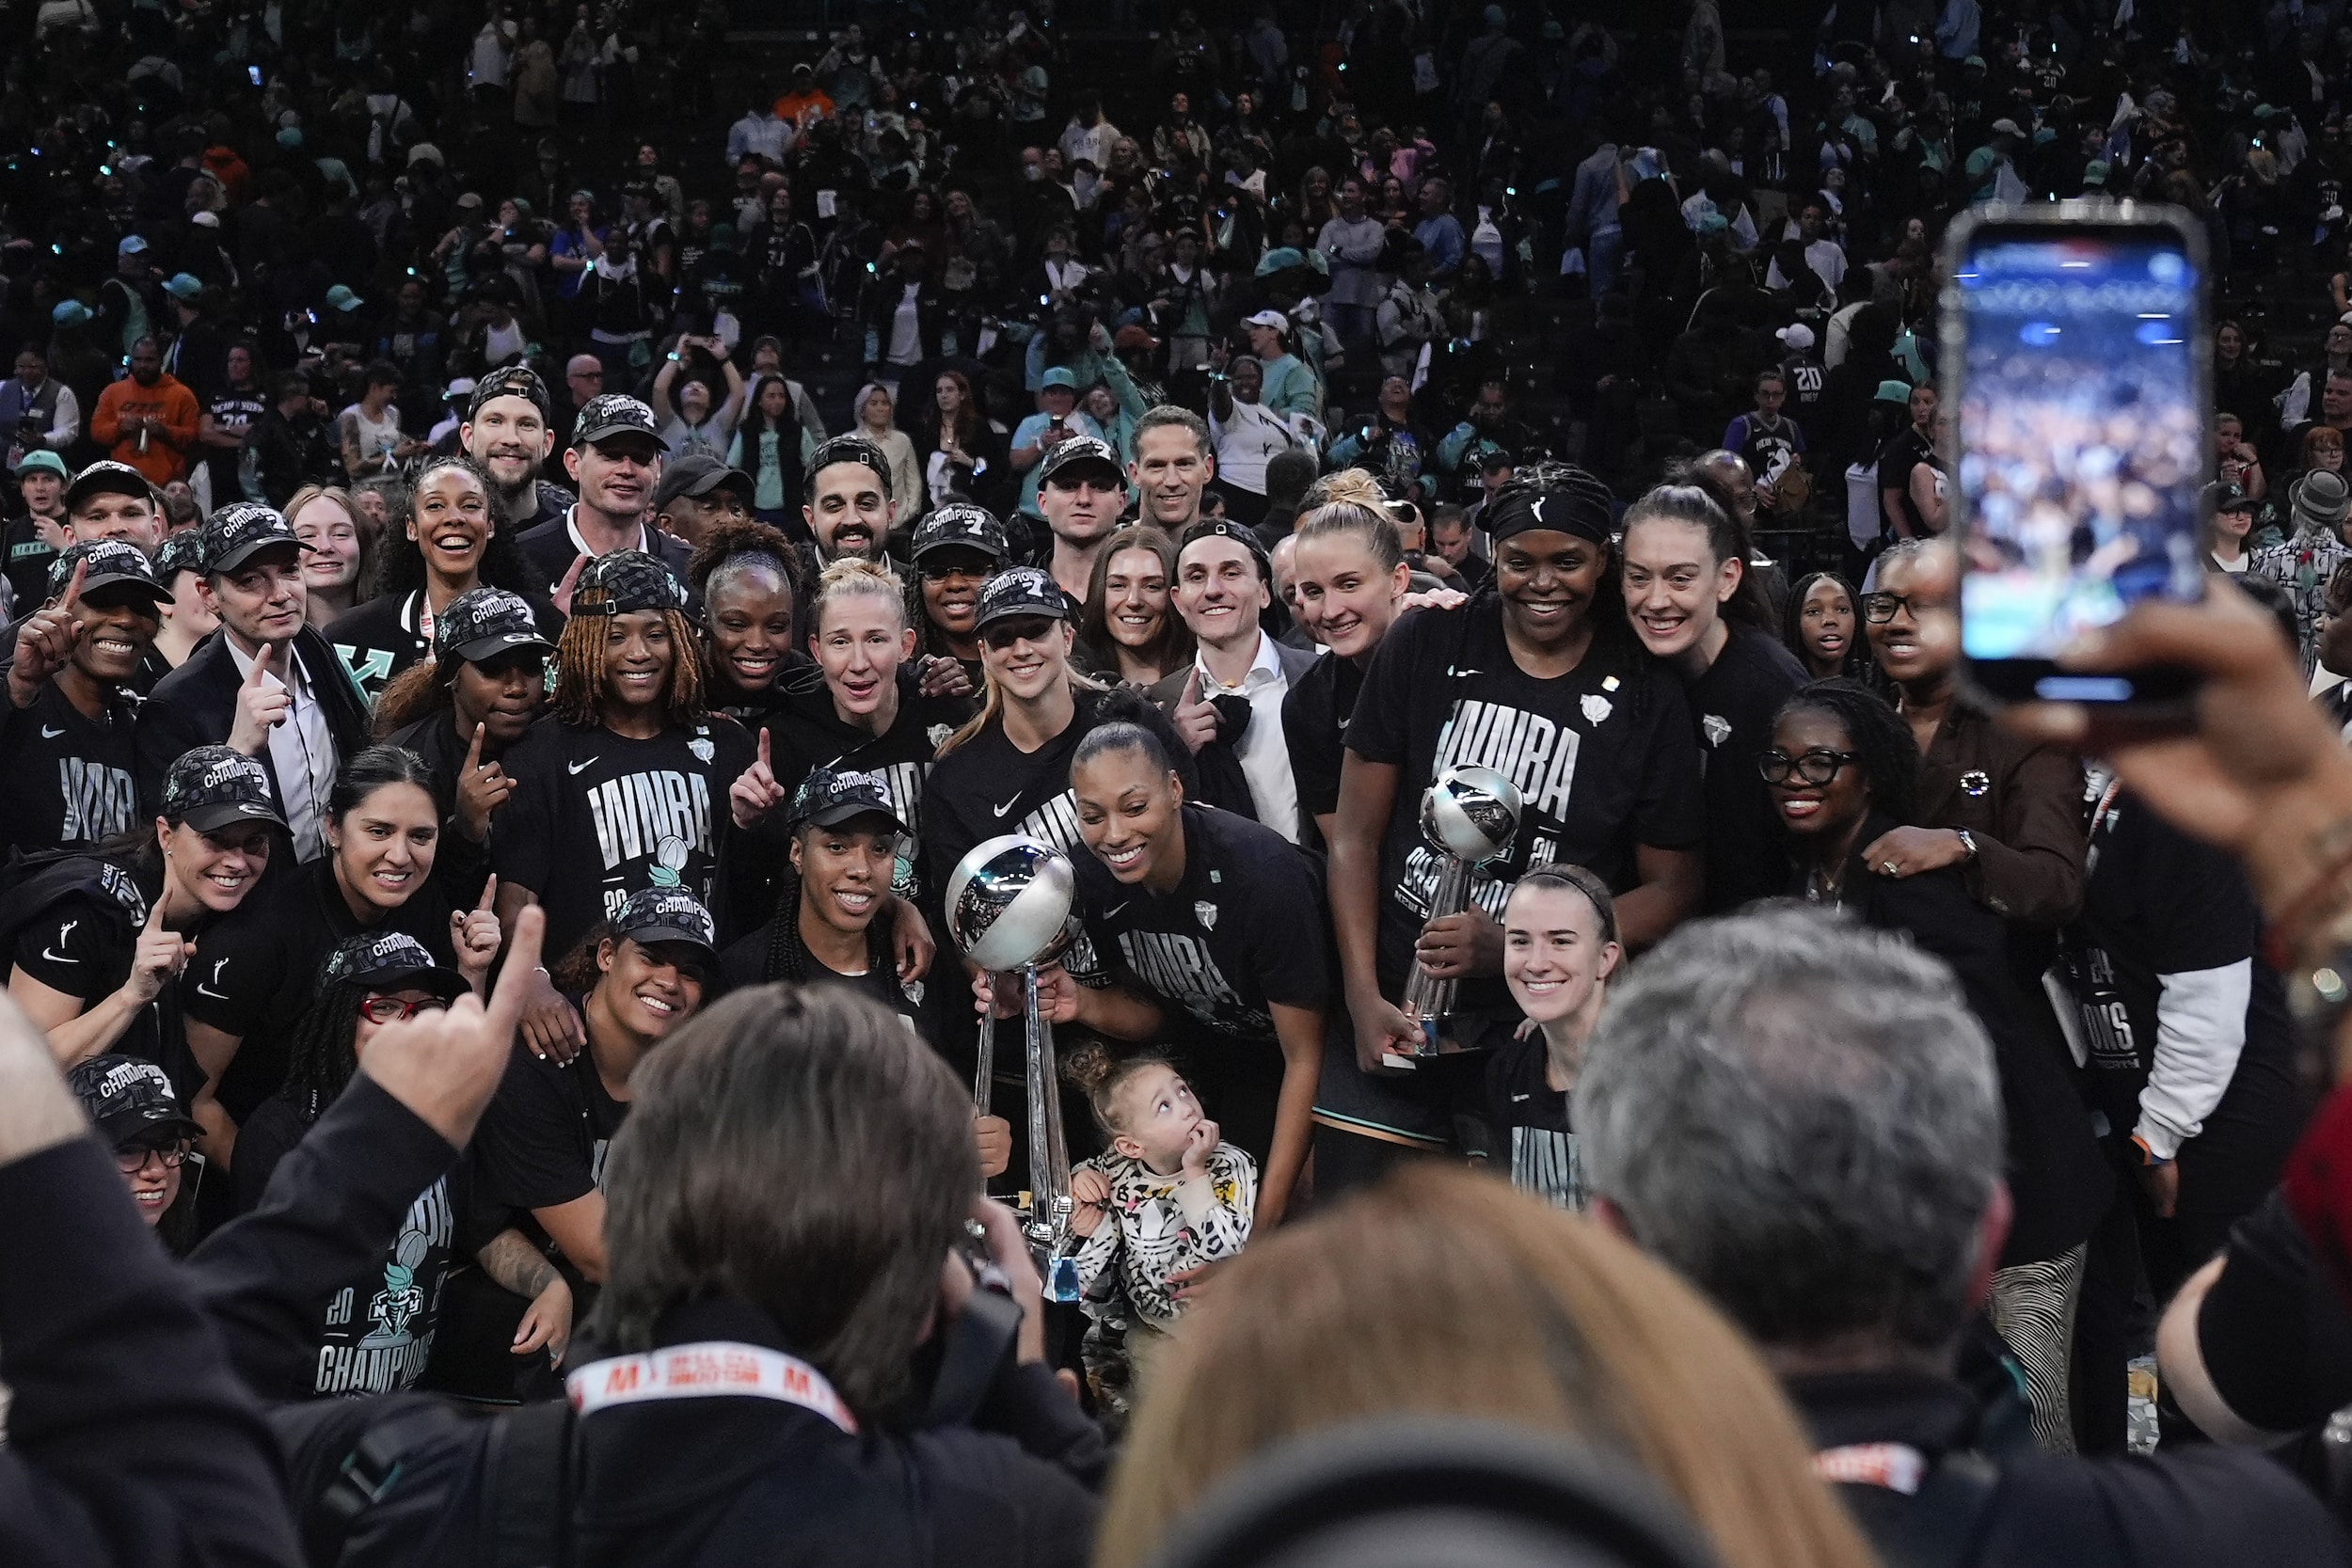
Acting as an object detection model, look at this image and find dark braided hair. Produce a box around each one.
[373,453,541,601]
[552,592,707,728]
[274,981,370,1127]
[759,819,901,986]
[1772,677,1919,825]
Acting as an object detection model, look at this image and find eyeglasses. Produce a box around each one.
[1757,748,1863,785]
[359,994,451,1024]
[980,615,1057,650]
[115,1139,192,1173]
[1859,592,1943,624]
[920,562,994,585]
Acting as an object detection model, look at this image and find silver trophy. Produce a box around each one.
[1399,765,1524,1058]
[946,833,1081,1301]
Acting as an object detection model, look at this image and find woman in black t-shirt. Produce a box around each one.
[685,518,810,723]
[374,586,553,909]
[1620,483,1807,912]
[8,746,286,1104]
[491,549,755,985]
[324,456,559,705]
[230,931,572,1398]
[1327,472,1705,1183]
[1284,498,1415,850]
[1485,864,1622,1212]
[1057,721,1329,1227]
[181,745,492,1157]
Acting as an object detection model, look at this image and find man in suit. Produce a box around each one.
[1149,518,1319,843]
[515,393,689,600]
[135,501,369,862]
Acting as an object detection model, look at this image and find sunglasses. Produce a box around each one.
[920,562,996,585]
[1757,748,1862,785]
[980,615,1059,650]
[360,994,451,1024]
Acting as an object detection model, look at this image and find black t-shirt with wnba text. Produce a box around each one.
[0,680,143,859]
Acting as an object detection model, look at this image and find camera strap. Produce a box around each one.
[565,1340,859,1434]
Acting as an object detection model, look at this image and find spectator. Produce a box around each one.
[91,337,199,486]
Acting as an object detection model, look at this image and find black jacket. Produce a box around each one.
[514,511,695,604]
[187,1072,1105,1568]
[1789,1366,2347,1568]
[135,624,373,824]
[0,1134,303,1568]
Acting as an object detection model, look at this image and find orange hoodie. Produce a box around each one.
[92,372,200,484]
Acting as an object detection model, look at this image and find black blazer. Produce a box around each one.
[135,624,372,823]
[514,513,694,605]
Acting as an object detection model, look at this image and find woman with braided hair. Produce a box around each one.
[230,929,577,1398]
[719,765,1009,1178]
[490,549,755,1054]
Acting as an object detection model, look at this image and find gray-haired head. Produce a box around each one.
[1576,905,2004,1358]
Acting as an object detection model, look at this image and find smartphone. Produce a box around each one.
[1943,202,2209,711]
[247,65,262,86]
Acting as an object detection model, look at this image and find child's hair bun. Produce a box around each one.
[1062,1037,1116,1095]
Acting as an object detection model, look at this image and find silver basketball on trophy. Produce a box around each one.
[1418,764,1523,864]
[946,833,1077,973]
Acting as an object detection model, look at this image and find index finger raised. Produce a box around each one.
[1182,665,1200,707]
[465,722,485,771]
[476,873,500,913]
[56,557,86,612]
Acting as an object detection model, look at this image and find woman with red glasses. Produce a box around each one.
[231,931,572,1398]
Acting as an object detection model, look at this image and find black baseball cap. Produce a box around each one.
[154,529,206,582]
[1038,435,1125,489]
[468,363,552,423]
[2207,480,2255,514]
[437,586,556,662]
[321,930,469,1003]
[199,500,302,574]
[160,745,288,834]
[571,392,669,451]
[789,765,908,832]
[973,564,1073,628]
[1177,517,1272,582]
[655,451,754,513]
[574,548,687,615]
[64,459,158,515]
[911,501,1009,562]
[611,887,719,958]
[68,1053,201,1148]
[806,434,895,498]
[48,538,170,608]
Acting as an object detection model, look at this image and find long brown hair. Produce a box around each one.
[1097,1166,1880,1568]
[1077,523,1194,679]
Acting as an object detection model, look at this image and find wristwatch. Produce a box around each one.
[1954,828,1979,862]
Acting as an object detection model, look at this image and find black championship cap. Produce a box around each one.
[789,764,908,832]
[68,1053,201,1148]
[199,500,302,574]
[1037,434,1125,488]
[161,745,289,833]
[911,501,1009,562]
[571,392,669,451]
[974,563,1073,628]
[64,459,158,515]
[574,548,687,616]
[611,887,719,958]
[154,529,207,581]
[437,586,556,662]
[48,538,169,607]
[321,929,469,1003]
[654,451,754,513]
[468,363,552,423]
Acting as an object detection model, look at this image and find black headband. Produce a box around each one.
[1481,487,1613,547]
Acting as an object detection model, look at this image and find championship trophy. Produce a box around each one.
[946,833,1082,1302]
[1399,764,1524,1059]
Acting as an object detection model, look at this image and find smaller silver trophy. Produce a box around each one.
[1399,765,1524,1058]
[946,834,1081,1301]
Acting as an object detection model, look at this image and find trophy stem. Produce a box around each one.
[1401,856,1472,1057]
[1023,966,1080,1302]
[972,972,996,1114]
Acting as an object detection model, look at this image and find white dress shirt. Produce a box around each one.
[1199,629,1297,843]
[227,637,338,862]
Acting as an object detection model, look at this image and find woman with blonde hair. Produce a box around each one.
[1097,1165,1880,1568]
[852,382,926,525]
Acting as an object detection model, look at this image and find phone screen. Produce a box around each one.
[1955,224,2206,703]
